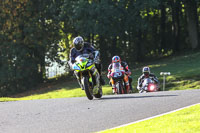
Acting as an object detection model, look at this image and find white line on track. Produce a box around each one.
[99,103,200,132]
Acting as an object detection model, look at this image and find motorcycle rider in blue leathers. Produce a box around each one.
[137,66,159,93]
[68,36,105,89]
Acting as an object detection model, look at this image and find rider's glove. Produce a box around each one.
[125,71,131,75]
[94,58,100,64]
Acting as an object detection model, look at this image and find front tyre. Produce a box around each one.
[116,82,123,94]
[82,77,93,100]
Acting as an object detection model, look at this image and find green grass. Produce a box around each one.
[99,104,200,133]
[131,52,200,91]
[0,81,113,102]
[1,51,200,102]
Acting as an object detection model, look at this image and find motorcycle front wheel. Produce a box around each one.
[116,82,123,94]
[82,77,93,100]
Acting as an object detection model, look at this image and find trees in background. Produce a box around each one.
[185,0,199,49]
[60,0,200,65]
[0,0,62,95]
[0,0,200,96]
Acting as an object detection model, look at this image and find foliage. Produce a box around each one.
[1,51,200,101]
[60,0,200,65]
[0,0,62,96]
[0,0,200,96]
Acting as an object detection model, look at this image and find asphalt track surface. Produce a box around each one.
[0,89,200,133]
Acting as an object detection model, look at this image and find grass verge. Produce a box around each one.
[0,82,113,102]
[1,51,200,102]
[99,104,200,133]
[131,51,200,91]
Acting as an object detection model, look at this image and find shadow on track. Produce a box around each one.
[98,94,178,100]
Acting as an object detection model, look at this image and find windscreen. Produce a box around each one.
[142,78,153,86]
[112,62,124,72]
[113,62,121,69]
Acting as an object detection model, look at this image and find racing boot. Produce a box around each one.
[139,89,147,93]
[125,81,130,94]
[129,84,133,93]
[112,84,117,94]
[129,76,133,93]
[139,87,146,93]
[95,64,105,85]
[112,87,117,94]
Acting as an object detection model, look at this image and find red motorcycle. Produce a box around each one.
[110,62,127,94]
[141,78,159,92]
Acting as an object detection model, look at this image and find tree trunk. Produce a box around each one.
[171,0,181,52]
[185,0,199,49]
[111,36,117,57]
[160,2,166,52]
[99,36,109,70]
[136,30,144,62]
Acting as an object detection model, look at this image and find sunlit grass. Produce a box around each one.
[100,104,200,133]
[131,52,200,91]
[1,51,200,102]
[0,85,113,102]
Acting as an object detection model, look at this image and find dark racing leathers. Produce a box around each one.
[137,73,159,91]
[107,61,133,91]
[68,42,104,88]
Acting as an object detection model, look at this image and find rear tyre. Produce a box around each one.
[82,77,93,100]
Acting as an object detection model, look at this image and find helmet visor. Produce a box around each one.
[75,43,83,51]
[144,72,149,76]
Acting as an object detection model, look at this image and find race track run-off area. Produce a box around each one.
[0,89,200,133]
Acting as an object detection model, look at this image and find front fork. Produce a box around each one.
[75,68,100,93]
[74,71,93,90]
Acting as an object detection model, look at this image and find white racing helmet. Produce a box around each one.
[73,36,84,51]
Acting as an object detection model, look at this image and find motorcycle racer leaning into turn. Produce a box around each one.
[137,66,159,93]
[68,36,105,89]
[107,55,133,93]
